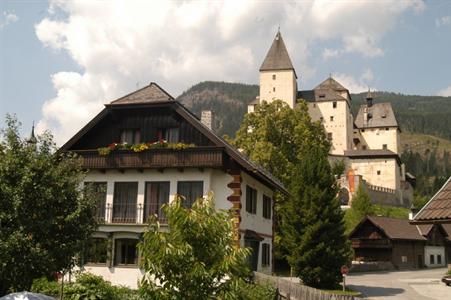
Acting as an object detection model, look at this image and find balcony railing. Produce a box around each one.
[351,239,392,249]
[74,147,224,170]
[112,203,137,224]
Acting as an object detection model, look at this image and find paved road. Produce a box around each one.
[346,268,450,300]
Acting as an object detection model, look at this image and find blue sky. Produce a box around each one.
[0,0,450,144]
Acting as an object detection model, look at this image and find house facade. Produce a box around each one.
[61,83,286,288]
[248,31,414,207]
[350,216,450,270]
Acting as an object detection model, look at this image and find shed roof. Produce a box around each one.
[364,216,426,241]
[413,176,451,223]
[259,31,296,76]
[355,102,398,129]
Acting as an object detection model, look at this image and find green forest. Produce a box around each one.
[176,81,451,199]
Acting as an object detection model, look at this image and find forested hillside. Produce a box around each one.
[176,81,451,198]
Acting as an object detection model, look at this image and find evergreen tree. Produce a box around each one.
[350,184,373,221]
[280,145,351,289]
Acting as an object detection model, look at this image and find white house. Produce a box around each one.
[61,82,287,288]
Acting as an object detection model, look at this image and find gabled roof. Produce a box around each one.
[413,176,451,223]
[355,102,398,129]
[110,82,174,105]
[259,31,296,77]
[60,83,288,194]
[351,216,426,241]
[314,77,348,92]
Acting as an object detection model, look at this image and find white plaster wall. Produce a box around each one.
[424,246,446,267]
[307,100,351,155]
[259,70,297,108]
[240,172,274,273]
[350,158,400,190]
[210,169,233,211]
[83,266,144,289]
[360,127,400,154]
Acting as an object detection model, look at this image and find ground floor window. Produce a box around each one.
[84,238,108,264]
[244,239,260,271]
[114,238,138,266]
[261,243,270,267]
[430,254,435,264]
[437,254,442,264]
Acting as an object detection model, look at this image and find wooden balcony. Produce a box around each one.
[351,239,392,249]
[74,147,225,170]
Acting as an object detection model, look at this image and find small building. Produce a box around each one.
[61,82,287,287]
[350,215,450,270]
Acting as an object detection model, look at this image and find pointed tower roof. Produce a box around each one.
[26,122,37,144]
[110,82,174,105]
[259,31,296,77]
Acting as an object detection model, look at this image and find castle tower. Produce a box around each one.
[258,31,297,108]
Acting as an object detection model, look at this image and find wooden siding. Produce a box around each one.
[75,147,224,169]
[71,106,214,150]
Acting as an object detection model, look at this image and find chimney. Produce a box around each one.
[201,110,214,131]
[409,204,419,220]
[366,89,373,107]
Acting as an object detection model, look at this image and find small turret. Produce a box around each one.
[366,89,374,107]
[26,122,37,145]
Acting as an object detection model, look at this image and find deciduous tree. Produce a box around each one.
[0,115,98,295]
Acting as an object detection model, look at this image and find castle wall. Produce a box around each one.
[350,158,400,190]
[259,70,297,108]
[308,100,352,155]
[360,127,400,154]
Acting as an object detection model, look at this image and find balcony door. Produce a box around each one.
[113,182,138,223]
[144,182,170,223]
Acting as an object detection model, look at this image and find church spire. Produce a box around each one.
[259,31,296,78]
[27,122,37,145]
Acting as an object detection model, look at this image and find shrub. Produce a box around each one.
[31,277,60,297]
[233,281,276,300]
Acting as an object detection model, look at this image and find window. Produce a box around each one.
[401,256,408,263]
[332,101,337,108]
[319,117,324,122]
[330,116,334,122]
[385,127,389,131]
[263,195,271,219]
[319,94,325,98]
[112,182,138,223]
[430,254,435,264]
[362,145,367,150]
[273,87,276,92]
[144,182,170,223]
[437,255,442,264]
[120,129,140,144]
[272,74,276,80]
[361,129,365,132]
[262,243,271,267]
[246,186,257,214]
[377,170,381,175]
[84,182,107,222]
[114,239,138,266]
[327,132,333,140]
[177,181,203,208]
[84,238,108,265]
[158,128,179,143]
[382,144,387,150]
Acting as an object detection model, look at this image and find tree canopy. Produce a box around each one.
[0,115,98,295]
[139,193,251,300]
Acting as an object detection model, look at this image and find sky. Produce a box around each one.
[0,0,451,145]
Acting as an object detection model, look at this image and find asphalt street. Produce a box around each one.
[346,267,450,300]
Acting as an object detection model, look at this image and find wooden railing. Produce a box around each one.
[74,147,225,170]
[351,238,391,248]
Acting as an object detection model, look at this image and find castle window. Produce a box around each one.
[327,133,333,140]
[319,94,325,98]
[383,144,387,150]
[333,101,337,108]
[377,170,381,175]
[362,145,367,150]
[272,74,276,80]
[330,116,334,122]
[320,117,323,122]
[273,87,276,92]
[386,127,389,130]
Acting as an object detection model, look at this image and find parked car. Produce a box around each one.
[442,275,451,286]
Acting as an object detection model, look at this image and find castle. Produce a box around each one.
[248,31,415,207]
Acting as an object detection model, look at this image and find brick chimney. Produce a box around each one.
[201,110,214,131]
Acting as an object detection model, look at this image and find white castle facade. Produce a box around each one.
[248,31,414,207]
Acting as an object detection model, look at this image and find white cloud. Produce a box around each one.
[0,11,18,30]
[34,0,424,144]
[437,85,451,97]
[435,16,451,27]
[361,69,374,83]
[334,73,368,94]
